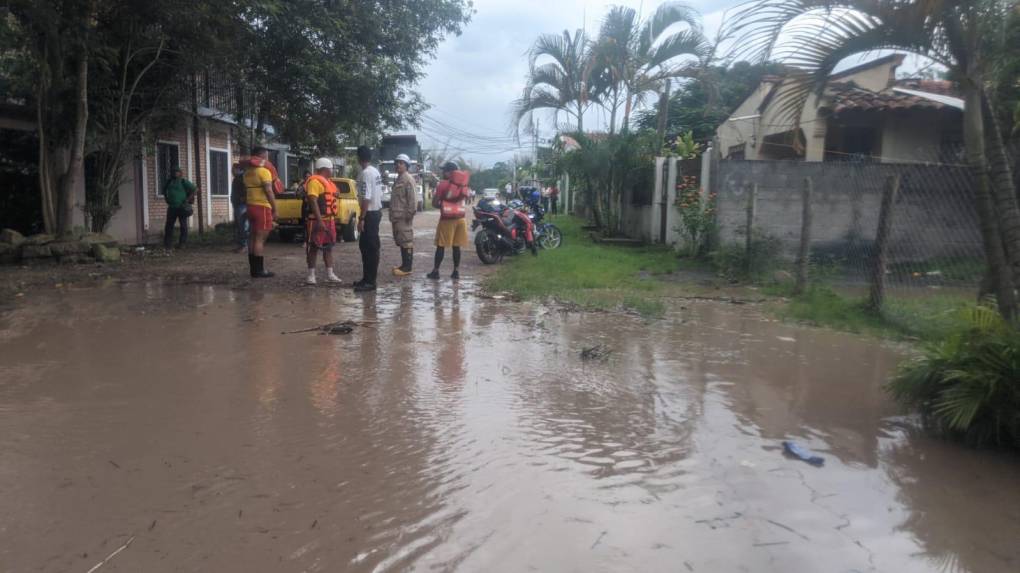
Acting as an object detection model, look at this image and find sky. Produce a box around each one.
[410,0,925,167]
[411,0,744,167]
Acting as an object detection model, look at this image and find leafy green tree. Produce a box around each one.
[588,2,712,134]
[635,61,787,143]
[512,29,596,135]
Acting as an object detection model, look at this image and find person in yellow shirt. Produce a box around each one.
[244,146,279,278]
[303,158,342,285]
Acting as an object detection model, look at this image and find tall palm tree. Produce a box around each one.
[589,2,713,133]
[512,29,595,136]
[726,0,1020,321]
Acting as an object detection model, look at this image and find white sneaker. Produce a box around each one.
[326,271,342,283]
[306,271,317,285]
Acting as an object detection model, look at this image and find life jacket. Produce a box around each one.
[245,156,285,195]
[304,174,338,219]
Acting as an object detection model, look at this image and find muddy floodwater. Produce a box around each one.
[1,282,1018,573]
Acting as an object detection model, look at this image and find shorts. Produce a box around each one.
[247,204,274,233]
[306,218,337,249]
[435,218,469,247]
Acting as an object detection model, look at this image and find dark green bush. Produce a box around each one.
[710,232,785,282]
[887,306,1020,448]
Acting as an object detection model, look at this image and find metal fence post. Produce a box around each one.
[794,177,813,295]
[868,174,901,313]
[745,182,757,276]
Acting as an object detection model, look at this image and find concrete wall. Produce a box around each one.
[712,159,981,263]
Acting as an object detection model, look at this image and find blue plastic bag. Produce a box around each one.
[782,441,825,467]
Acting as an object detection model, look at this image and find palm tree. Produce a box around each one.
[726,0,1020,321]
[589,2,713,133]
[512,29,596,136]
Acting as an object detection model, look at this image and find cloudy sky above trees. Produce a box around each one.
[413,0,739,165]
[413,0,929,166]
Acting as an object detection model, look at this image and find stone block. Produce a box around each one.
[0,228,25,246]
[82,233,118,248]
[49,241,91,257]
[21,244,52,258]
[92,243,121,263]
[23,233,55,247]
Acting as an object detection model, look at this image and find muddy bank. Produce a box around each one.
[0,282,1018,572]
[0,211,493,304]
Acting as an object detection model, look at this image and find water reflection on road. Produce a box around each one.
[0,282,1017,572]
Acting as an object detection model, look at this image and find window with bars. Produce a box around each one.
[156,143,180,195]
[209,150,229,196]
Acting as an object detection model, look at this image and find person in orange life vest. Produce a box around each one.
[426,162,470,281]
[244,146,280,278]
[304,158,342,285]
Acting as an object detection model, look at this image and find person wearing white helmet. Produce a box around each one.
[389,153,417,276]
[303,157,342,285]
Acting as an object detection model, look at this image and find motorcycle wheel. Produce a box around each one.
[538,224,563,250]
[475,229,502,264]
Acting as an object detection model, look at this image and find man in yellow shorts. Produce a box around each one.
[304,158,343,285]
[426,161,470,281]
[244,146,279,278]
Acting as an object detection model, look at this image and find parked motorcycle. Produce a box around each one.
[516,199,563,250]
[472,198,537,264]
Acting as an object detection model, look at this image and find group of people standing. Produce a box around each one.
[220,145,470,290]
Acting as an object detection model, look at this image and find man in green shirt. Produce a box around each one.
[163,167,197,249]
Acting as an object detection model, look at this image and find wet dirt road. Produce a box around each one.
[1,282,1018,572]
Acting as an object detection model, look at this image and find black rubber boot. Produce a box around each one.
[248,254,257,278]
[254,256,275,278]
[402,248,413,272]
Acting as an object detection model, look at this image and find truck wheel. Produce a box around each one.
[342,216,357,242]
[278,229,298,243]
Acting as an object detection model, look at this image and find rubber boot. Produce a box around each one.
[394,248,412,276]
[248,254,257,278]
[254,256,275,278]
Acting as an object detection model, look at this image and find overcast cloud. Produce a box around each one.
[409,0,743,166]
[410,0,922,167]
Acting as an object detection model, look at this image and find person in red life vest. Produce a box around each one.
[244,146,281,278]
[426,161,470,281]
[303,158,342,285]
[549,183,560,215]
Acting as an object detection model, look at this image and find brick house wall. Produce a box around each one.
[142,119,244,242]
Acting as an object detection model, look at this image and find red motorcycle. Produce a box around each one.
[471,198,537,264]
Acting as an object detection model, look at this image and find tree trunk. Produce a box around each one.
[608,90,619,135]
[57,48,89,236]
[622,92,633,132]
[655,82,671,149]
[576,101,584,133]
[963,82,1018,321]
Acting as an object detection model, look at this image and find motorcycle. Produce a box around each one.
[516,199,563,250]
[471,198,537,264]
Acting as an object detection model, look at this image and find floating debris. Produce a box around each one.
[281,320,377,336]
[581,344,611,361]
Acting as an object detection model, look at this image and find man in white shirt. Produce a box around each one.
[354,145,384,292]
[504,182,512,202]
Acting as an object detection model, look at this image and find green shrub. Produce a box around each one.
[710,232,785,282]
[887,306,1020,448]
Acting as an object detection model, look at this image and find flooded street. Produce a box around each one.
[1,282,1018,573]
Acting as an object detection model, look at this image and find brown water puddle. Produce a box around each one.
[1,282,1018,573]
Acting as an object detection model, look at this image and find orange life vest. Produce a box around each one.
[305,174,338,219]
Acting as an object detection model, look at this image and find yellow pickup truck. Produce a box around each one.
[275,177,361,243]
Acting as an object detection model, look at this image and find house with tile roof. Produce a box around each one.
[716,54,964,164]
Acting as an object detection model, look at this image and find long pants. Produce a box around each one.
[551,197,558,215]
[359,210,382,285]
[164,206,189,247]
[233,204,249,248]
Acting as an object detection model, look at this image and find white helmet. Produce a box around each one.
[314,157,334,171]
[394,153,411,165]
